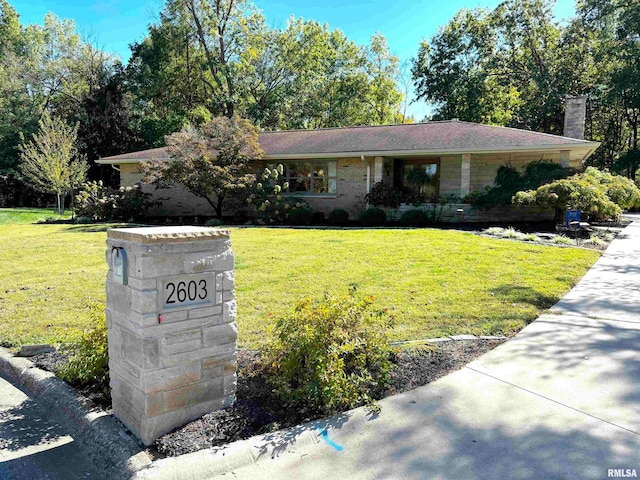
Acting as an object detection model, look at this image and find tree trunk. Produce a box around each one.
[56,193,65,215]
[215,196,224,219]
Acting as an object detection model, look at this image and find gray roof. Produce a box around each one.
[97,121,599,163]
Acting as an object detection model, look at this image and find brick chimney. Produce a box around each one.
[563,96,587,139]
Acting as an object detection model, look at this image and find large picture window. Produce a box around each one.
[283,161,337,195]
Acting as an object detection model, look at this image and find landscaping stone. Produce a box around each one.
[16,344,54,357]
[449,334,477,341]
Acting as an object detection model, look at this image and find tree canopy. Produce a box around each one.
[412,0,640,178]
[18,112,88,212]
[140,116,262,218]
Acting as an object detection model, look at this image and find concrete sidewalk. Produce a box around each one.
[137,220,640,480]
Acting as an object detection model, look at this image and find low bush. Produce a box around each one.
[514,167,640,222]
[364,182,401,208]
[400,209,433,227]
[59,306,109,395]
[204,218,224,227]
[287,206,314,226]
[261,287,394,412]
[75,181,158,222]
[359,207,386,227]
[471,161,570,209]
[246,165,309,224]
[328,208,349,226]
[552,235,574,245]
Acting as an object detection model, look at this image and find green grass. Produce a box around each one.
[0,207,71,225]
[0,223,600,348]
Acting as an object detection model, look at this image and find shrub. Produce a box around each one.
[582,167,640,210]
[471,161,570,209]
[359,207,386,226]
[552,235,574,245]
[523,233,539,242]
[74,216,93,224]
[75,181,158,221]
[311,211,325,225]
[514,172,622,221]
[400,209,433,226]
[287,206,314,225]
[204,218,224,227]
[328,208,349,226]
[483,227,504,236]
[514,167,640,222]
[364,182,401,208]
[59,306,109,394]
[261,287,394,412]
[246,164,309,224]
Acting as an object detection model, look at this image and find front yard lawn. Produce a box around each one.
[0,222,600,347]
[0,207,71,225]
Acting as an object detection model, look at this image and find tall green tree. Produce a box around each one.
[18,112,88,213]
[127,5,405,135]
[578,0,640,176]
[413,0,598,133]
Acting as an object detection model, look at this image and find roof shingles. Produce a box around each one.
[97,120,596,162]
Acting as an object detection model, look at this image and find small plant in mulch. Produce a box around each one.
[261,286,395,413]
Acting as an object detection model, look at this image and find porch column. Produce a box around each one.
[460,154,471,198]
[374,156,384,184]
[560,150,571,168]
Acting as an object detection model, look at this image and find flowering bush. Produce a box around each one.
[75,181,159,221]
[246,164,310,224]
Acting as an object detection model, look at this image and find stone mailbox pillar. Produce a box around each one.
[105,226,237,446]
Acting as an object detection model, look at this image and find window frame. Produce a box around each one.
[280,160,338,197]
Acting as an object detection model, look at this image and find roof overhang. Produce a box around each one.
[95,142,600,165]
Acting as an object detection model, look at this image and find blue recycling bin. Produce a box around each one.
[565,209,580,228]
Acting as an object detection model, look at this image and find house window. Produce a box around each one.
[402,160,439,197]
[283,161,337,195]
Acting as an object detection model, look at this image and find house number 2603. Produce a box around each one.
[165,279,207,304]
[160,273,214,311]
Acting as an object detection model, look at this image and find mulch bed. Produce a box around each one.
[31,339,505,458]
[31,340,504,458]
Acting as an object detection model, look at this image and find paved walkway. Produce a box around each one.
[143,221,640,480]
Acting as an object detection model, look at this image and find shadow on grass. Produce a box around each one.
[491,285,559,310]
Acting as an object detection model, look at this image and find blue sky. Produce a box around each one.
[11,0,577,119]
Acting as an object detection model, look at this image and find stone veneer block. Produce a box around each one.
[106,226,237,446]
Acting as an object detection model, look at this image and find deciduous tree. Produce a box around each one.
[140,116,262,217]
[18,112,88,213]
